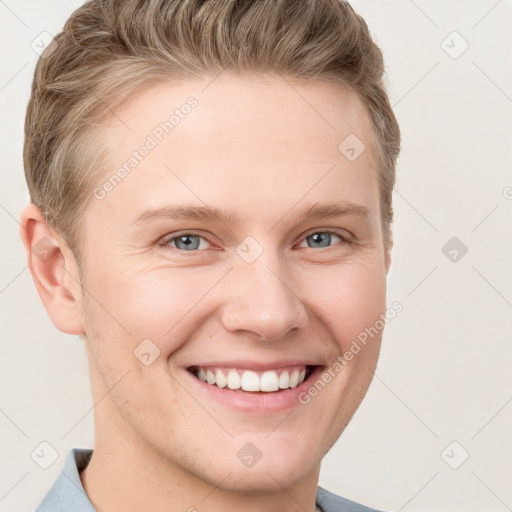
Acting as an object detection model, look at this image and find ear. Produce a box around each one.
[20,203,85,335]
[385,249,392,275]
[384,228,393,275]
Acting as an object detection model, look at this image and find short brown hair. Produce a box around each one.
[24,0,400,266]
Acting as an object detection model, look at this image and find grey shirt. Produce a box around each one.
[35,448,385,512]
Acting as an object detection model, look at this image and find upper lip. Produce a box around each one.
[187,360,322,371]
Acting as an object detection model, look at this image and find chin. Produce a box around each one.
[212,459,317,495]
[221,438,321,493]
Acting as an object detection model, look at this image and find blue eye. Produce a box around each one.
[161,230,349,253]
[298,231,345,249]
[164,234,210,251]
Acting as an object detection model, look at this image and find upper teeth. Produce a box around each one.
[194,366,308,392]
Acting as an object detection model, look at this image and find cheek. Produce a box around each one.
[83,248,386,368]
[127,266,221,327]
[85,265,226,356]
[299,259,387,352]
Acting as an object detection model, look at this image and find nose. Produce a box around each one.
[219,252,309,342]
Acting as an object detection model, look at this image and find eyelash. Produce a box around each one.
[159,229,352,253]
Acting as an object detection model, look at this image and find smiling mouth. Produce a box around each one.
[187,365,316,393]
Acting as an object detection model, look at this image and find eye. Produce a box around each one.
[162,233,212,251]
[160,229,351,253]
[297,230,349,249]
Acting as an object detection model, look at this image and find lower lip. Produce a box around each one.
[183,366,325,414]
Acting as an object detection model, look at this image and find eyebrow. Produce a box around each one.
[130,201,370,227]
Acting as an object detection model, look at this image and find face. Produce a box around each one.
[78,73,389,493]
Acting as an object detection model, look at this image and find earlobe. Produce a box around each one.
[20,203,85,335]
[385,252,392,275]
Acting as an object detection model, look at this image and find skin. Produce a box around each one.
[21,73,391,512]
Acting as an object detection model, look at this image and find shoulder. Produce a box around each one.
[316,485,387,512]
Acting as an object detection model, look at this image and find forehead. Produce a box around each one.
[101,73,375,154]
[88,74,379,226]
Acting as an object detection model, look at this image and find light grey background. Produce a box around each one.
[1,1,511,511]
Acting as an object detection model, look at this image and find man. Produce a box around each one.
[21,1,400,510]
